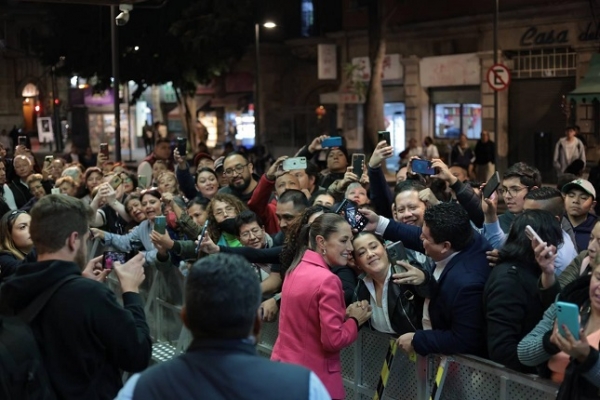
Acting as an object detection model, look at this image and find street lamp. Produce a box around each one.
[254,20,276,146]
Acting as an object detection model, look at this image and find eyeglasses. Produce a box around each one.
[223,163,249,177]
[239,227,263,240]
[498,186,528,197]
[214,205,235,218]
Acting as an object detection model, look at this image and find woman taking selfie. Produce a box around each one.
[271,213,371,400]
[351,231,424,336]
[0,210,36,281]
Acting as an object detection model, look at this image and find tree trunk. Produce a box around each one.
[364,0,389,171]
[174,88,198,152]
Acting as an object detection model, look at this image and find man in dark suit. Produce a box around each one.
[116,253,330,400]
[362,202,491,357]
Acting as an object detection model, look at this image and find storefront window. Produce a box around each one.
[384,102,405,170]
[434,103,482,139]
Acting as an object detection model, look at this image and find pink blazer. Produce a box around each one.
[271,250,358,399]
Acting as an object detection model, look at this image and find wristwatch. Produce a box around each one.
[273,293,282,302]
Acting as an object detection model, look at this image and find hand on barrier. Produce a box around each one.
[346,300,372,326]
[392,262,425,286]
[260,298,279,322]
[397,332,416,354]
[114,252,146,294]
[82,254,110,282]
[90,228,106,241]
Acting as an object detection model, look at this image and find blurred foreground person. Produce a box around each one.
[117,253,330,400]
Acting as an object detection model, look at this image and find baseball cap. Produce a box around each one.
[193,152,213,168]
[561,178,596,199]
[214,156,225,171]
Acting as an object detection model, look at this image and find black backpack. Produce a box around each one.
[0,275,78,400]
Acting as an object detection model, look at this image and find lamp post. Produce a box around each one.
[254,21,276,146]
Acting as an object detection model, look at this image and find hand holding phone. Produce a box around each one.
[411,159,435,175]
[18,136,27,147]
[321,136,343,148]
[482,172,500,199]
[386,241,408,272]
[138,175,148,189]
[154,216,167,235]
[99,143,109,158]
[378,131,391,146]
[195,221,209,254]
[282,157,307,171]
[352,154,365,178]
[556,301,580,340]
[103,251,128,270]
[525,225,553,257]
[177,137,187,157]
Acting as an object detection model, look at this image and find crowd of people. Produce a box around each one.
[0,130,599,400]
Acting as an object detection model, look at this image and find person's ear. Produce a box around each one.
[593,200,597,210]
[247,163,254,175]
[67,231,79,252]
[315,234,326,251]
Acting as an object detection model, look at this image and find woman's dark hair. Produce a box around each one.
[187,196,210,210]
[195,167,218,181]
[280,205,332,273]
[499,209,563,267]
[284,213,348,275]
[124,194,142,209]
[120,170,138,191]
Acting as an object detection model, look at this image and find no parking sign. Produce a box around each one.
[486,64,511,91]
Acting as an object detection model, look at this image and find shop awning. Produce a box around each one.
[568,53,600,103]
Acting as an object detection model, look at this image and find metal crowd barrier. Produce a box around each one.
[106,263,559,400]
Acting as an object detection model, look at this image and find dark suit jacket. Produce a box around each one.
[382,220,492,356]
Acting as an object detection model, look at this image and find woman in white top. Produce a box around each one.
[351,232,424,335]
[422,137,439,160]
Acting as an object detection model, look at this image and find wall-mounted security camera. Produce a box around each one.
[115,4,133,26]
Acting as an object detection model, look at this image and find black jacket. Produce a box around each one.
[483,261,546,373]
[0,248,36,282]
[0,260,151,400]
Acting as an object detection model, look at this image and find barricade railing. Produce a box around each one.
[111,267,560,400]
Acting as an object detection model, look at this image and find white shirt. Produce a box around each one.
[363,267,395,334]
[422,252,459,330]
[2,184,17,210]
[423,144,439,160]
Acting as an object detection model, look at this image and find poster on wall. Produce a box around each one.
[37,117,54,143]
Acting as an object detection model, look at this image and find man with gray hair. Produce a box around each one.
[117,253,331,400]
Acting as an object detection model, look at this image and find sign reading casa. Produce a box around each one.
[519,22,600,47]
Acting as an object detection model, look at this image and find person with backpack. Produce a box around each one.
[0,194,151,400]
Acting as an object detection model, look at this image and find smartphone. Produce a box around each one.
[99,143,109,158]
[412,159,435,175]
[110,175,122,190]
[386,241,408,272]
[378,131,391,146]
[321,136,343,148]
[51,188,61,195]
[352,154,365,178]
[342,199,368,232]
[154,215,166,234]
[177,137,187,156]
[195,221,209,254]
[44,155,54,164]
[18,136,27,147]
[525,225,554,257]
[282,157,307,171]
[103,251,128,270]
[556,301,580,340]
[138,175,148,189]
[482,171,500,199]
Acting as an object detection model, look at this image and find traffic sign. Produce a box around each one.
[486,64,511,91]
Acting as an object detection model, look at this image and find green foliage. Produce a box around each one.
[33,0,255,98]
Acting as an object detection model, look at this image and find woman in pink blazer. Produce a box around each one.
[271,213,372,399]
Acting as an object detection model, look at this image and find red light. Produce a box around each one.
[54,99,60,105]
[34,105,40,112]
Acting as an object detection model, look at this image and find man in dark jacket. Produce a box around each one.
[363,202,492,357]
[0,195,151,400]
[218,152,259,202]
[116,253,330,400]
